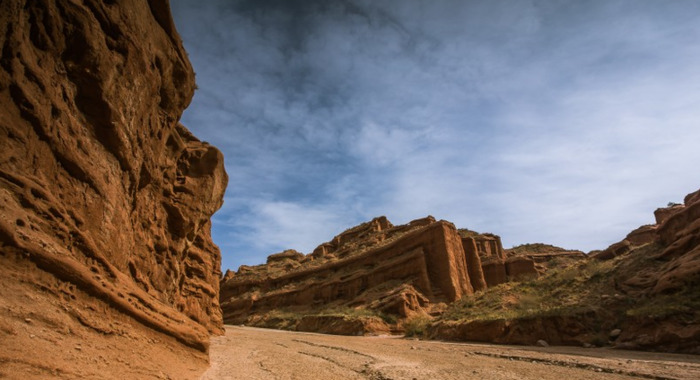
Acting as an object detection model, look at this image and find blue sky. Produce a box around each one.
[170,0,700,272]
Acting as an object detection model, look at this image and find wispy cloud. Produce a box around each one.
[171,0,700,270]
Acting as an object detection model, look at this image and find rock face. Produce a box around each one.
[221,216,481,329]
[461,231,507,287]
[0,0,226,357]
[220,217,561,334]
[583,191,700,353]
[505,243,586,274]
[616,189,700,297]
[460,232,566,287]
[433,188,700,354]
[594,189,700,267]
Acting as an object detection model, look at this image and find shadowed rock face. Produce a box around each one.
[618,188,700,297]
[581,190,700,353]
[0,0,226,352]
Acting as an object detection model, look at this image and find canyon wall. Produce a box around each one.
[221,217,479,325]
[0,0,226,362]
[220,216,555,333]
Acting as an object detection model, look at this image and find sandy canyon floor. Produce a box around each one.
[203,326,700,380]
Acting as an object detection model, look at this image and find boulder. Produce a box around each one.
[296,315,390,336]
[592,240,631,261]
[609,329,621,339]
[625,225,658,246]
[505,257,538,281]
[267,249,305,263]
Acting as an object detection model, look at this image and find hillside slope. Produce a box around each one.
[433,188,700,353]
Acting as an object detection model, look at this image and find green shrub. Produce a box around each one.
[403,314,432,338]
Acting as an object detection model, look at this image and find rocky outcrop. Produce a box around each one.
[267,249,305,264]
[505,257,538,281]
[296,315,391,336]
[604,189,700,352]
[220,217,572,335]
[461,232,561,286]
[620,189,700,294]
[592,240,631,261]
[461,231,505,287]
[595,189,700,265]
[625,225,657,246]
[0,0,226,357]
[430,312,605,347]
[433,188,700,354]
[506,243,586,273]
[220,216,480,331]
[461,237,487,291]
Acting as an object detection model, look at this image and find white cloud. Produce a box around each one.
[229,200,350,257]
[171,0,700,270]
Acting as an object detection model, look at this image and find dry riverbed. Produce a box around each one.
[202,326,700,379]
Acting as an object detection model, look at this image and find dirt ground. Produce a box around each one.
[203,326,700,380]
[2,251,699,380]
[0,255,208,380]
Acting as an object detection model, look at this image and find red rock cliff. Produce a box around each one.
[0,0,226,353]
[220,217,477,327]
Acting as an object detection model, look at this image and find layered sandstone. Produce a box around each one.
[220,216,479,330]
[0,0,226,363]
[460,231,561,286]
[461,230,508,287]
[220,217,563,335]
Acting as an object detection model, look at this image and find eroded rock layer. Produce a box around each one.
[221,217,476,326]
[0,0,226,355]
[220,216,561,334]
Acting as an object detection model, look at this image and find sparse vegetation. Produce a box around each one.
[316,306,397,324]
[507,243,568,255]
[250,305,397,331]
[403,314,432,338]
[441,255,620,323]
[457,228,481,238]
[626,283,700,320]
[439,239,700,350]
